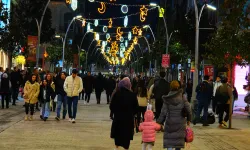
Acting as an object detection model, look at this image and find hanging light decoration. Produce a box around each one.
[124,16,128,27]
[82,19,86,27]
[138,29,142,36]
[95,33,100,41]
[140,5,148,22]
[106,33,110,40]
[125,40,128,47]
[98,2,106,14]
[128,32,132,40]
[88,0,95,2]
[133,37,138,45]
[120,36,124,42]
[102,41,106,48]
[120,43,124,48]
[103,26,108,32]
[121,5,128,14]
[94,19,99,27]
[108,18,113,28]
[87,23,92,32]
[132,26,139,35]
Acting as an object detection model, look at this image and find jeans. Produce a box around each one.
[57,94,67,118]
[40,102,50,118]
[1,94,9,108]
[166,148,181,150]
[67,96,78,119]
[25,102,35,115]
[12,87,19,104]
[195,101,209,122]
[218,104,229,124]
[85,93,91,103]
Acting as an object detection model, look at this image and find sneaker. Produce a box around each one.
[29,116,33,121]
[83,101,86,105]
[218,124,226,129]
[72,118,76,123]
[43,117,48,121]
[69,118,72,122]
[55,117,60,121]
[62,116,66,120]
[25,116,28,121]
[202,123,210,126]
[222,121,228,127]
[87,103,90,106]
[215,114,218,118]
[40,115,43,120]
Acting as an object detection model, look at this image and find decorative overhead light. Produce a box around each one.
[125,40,128,47]
[121,5,128,14]
[95,33,100,41]
[94,19,99,27]
[82,19,86,27]
[102,41,106,48]
[132,26,139,34]
[128,32,132,40]
[138,29,142,36]
[98,2,106,14]
[71,0,78,11]
[140,5,148,22]
[120,36,124,42]
[87,23,91,32]
[108,18,113,28]
[124,16,128,27]
[120,43,124,47]
[106,33,110,39]
[88,0,95,2]
[103,26,108,32]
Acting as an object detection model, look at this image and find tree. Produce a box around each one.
[0,1,9,32]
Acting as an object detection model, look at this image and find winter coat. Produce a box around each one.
[215,83,233,104]
[64,75,83,97]
[83,76,94,93]
[55,78,66,96]
[94,75,104,92]
[110,87,139,141]
[10,71,21,88]
[213,81,222,96]
[196,80,213,104]
[157,89,191,149]
[139,110,161,143]
[0,73,11,94]
[39,85,55,103]
[23,81,40,104]
[153,78,170,100]
[105,78,116,94]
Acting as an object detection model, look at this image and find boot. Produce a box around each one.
[25,115,28,121]
[29,115,33,121]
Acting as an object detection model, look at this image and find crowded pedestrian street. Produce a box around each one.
[0,93,249,150]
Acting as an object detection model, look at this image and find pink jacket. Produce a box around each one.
[139,110,161,142]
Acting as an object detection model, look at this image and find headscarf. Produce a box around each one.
[118,77,131,90]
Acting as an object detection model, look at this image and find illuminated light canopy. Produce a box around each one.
[125,40,128,47]
[120,36,124,42]
[124,16,128,27]
[121,5,128,14]
[98,2,106,14]
[103,26,108,32]
[71,0,78,11]
[106,33,110,39]
[128,32,132,40]
[94,19,99,26]
[95,33,100,41]
[140,5,148,22]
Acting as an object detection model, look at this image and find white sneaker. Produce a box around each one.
[83,101,86,105]
[69,118,72,122]
[87,103,90,106]
[72,118,76,123]
[215,115,218,118]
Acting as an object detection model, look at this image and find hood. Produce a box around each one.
[144,110,154,122]
[162,89,183,106]
[2,73,8,78]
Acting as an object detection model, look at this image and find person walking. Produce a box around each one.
[23,74,40,121]
[55,72,67,121]
[157,80,191,150]
[153,72,170,120]
[105,76,116,104]
[39,79,55,121]
[64,69,83,123]
[10,67,21,106]
[94,72,104,104]
[186,79,193,103]
[83,72,94,105]
[45,74,56,112]
[110,77,139,150]
[193,75,213,126]
[0,72,11,109]
[33,68,41,111]
[139,109,161,150]
[213,76,222,116]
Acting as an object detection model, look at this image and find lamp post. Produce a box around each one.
[62,15,82,69]
[36,0,51,68]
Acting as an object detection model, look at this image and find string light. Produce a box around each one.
[95,32,100,41]
[132,26,138,34]
[116,34,121,40]
[110,0,116,2]
[133,37,138,44]
[116,27,123,35]
[121,5,128,14]
[140,5,148,22]
[87,23,92,32]
[97,40,101,46]
[92,1,157,7]
[125,40,128,47]
[106,33,110,39]
[103,26,108,32]
[128,32,132,40]
[124,16,128,27]
[107,37,111,43]
[94,19,99,26]
[138,29,142,36]
[98,2,106,14]
[66,0,71,4]
[120,36,124,42]
[82,19,86,27]
[108,18,112,28]
[88,0,95,2]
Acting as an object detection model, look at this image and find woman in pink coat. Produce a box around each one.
[139,110,161,150]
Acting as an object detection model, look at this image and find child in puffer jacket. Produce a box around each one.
[139,109,161,150]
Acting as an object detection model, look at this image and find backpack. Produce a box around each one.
[215,86,230,104]
[244,93,250,104]
[185,126,194,143]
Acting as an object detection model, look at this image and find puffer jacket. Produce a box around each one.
[23,81,40,104]
[139,110,161,142]
[64,75,83,97]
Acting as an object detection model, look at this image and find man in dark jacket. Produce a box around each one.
[105,76,116,104]
[1,73,11,109]
[153,72,170,120]
[55,72,67,120]
[83,72,94,105]
[10,67,21,105]
[193,75,213,126]
[94,73,104,104]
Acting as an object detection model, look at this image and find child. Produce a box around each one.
[39,79,55,121]
[139,109,161,150]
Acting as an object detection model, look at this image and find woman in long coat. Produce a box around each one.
[157,80,191,150]
[110,77,139,150]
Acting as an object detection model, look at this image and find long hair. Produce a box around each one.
[29,74,37,84]
[137,86,147,97]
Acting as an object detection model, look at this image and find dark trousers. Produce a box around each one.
[67,96,78,119]
[85,93,91,103]
[12,87,19,104]
[79,91,84,100]
[155,99,163,120]
[212,96,218,114]
[195,101,209,122]
[25,102,35,115]
[52,101,56,112]
[106,93,112,104]
[96,91,102,104]
[218,104,229,124]
[1,94,9,108]
[136,106,147,132]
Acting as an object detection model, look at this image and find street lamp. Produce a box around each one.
[191,2,217,107]
[62,15,82,69]
[55,35,63,43]
[143,25,156,42]
[36,0,51,68]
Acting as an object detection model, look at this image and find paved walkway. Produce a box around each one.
[0,94,249,150]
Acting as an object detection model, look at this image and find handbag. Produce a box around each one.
[185,126,194,143]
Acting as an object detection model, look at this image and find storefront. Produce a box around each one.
[0,50,9,70]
